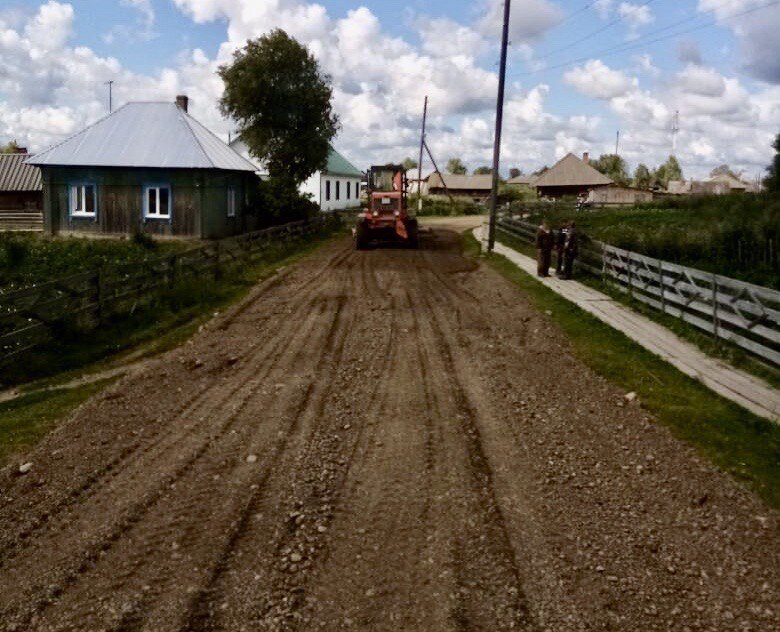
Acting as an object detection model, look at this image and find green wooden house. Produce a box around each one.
[27,96,259,239]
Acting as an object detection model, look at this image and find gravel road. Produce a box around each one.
[0,226,776,631]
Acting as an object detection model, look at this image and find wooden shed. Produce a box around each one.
[27,96,259,239]
[533,152,613,199]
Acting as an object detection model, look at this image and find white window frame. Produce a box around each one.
[69,183,97,218]
[227,187,237,217]
[143,184,172,220]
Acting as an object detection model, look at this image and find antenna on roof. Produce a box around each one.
[615,130,620,156]
[105,80,114,114]
[416,96,428,213]
[671,110,680,156]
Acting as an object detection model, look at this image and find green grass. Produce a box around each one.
[465,232,780,508]
[0,232,191,291]
[515,193,780,288]
[495,228,780,391]
[1,225,344,387]
[0,379,117,466]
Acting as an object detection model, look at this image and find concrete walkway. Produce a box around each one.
[476,227,780,423]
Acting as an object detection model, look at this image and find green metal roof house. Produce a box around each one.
[27,96,259,239]
[300,146,363,211]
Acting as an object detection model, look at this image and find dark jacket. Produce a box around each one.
[536,226,554,251]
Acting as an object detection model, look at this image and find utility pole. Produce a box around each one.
[671,110,679,156]
[487,0,511,253]
[615,130,620,156]
[417,96,428,213]
[105,80,114,114]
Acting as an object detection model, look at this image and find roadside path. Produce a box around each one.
[479,225,780,422]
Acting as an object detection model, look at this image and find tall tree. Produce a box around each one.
[218,29,339,183]
[446,158,467,175]
[710,164,740,179]
[473,166,493,175]
[633,163,652,189]
[762,133,779,192]
[592,154,630,185]
[508,167,523,179]
[653,155,683,189]
[401,157,418,171]
[0,140,21,153]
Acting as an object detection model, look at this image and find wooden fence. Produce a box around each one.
[0,216,334,366]
[0,210,44,232]
[496,216,780,366]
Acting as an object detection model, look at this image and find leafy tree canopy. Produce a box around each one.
[218,29,339,184]
[710,164,740,179]
[473,166,493,175]
[633,163,652,189]
[653,155,683,189]
[446,158,467,175]
[0,140,21,153]
[402,157,418,171]
[762,132,779,192]
[592,153,630,186]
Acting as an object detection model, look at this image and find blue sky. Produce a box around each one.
[1,1,778,178]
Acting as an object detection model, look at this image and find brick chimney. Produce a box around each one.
[582,152,589,164]
[175,95,189,112]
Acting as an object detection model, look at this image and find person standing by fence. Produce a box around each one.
[535,220,554,277]
[560,220,578,280]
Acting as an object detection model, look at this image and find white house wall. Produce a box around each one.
[318,174,362,212]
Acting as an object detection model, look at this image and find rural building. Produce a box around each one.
[300,147,362,211]
[427,173,493,201]
[0,150,43,231]
[667,174,758,196]
[505,174,534,192]
[27,96,258,239]
[533,152,613,199]
[587,184,653,207]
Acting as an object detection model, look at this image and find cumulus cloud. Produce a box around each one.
[698,0,780,83]
[617,2,654,36]
[104,0,158,44]
[563,60,637,99]
[677,39,703,65]
[478,0,563,42]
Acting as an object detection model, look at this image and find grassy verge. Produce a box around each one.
[495,227,780,391]
[0,378,117,466]
[465,232,780,508]
[3,226,344,388]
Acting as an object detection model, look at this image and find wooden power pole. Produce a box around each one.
[487,0,511,252]
[417,96,428,212]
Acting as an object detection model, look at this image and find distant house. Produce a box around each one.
[587,184,653,207]
[28,96,258,239]
[505,174,534,191]
[300,147,362,211]
[533,152,613,199]
[667,174,758,196]
[0,151,42,211]
[427,173,493,201]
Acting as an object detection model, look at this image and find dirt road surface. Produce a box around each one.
[0,226,777,631]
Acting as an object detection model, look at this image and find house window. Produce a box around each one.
[336,181,340,200]
[144,185,171,219]
[347,182,351,199]
[325,180,331,201]
[227,187,236,217]
[69,184,97,218]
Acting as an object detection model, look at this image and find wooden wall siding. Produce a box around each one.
[0,191,42,210]
[42,167,255,239]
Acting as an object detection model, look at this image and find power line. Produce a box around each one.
[534,0,657,61]
[519,0,780,75]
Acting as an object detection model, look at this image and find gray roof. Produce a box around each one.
[533,153,613,188]
[0,153,42,191]
[27,102,257,172]
[427,172,493,191]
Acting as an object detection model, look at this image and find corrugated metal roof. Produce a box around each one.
[324,147,362,177]
[533,153,613,188]
[0,153,42,191]
[27,102,257,172]
[427,173,493,191]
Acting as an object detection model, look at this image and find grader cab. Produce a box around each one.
[354,165,418,249]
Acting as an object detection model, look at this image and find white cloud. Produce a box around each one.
[698,0,780,82]
[415,17,486,59]
[617,2,653,37]
[478,0,563,42]
[564,59,637,99]
[634,53,660,77]
[104,0,157,44]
